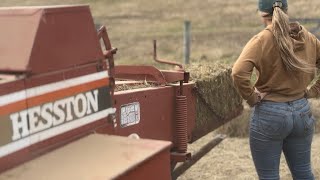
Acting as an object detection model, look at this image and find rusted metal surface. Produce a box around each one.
[153,40,184,69]
[172,134,227,179]
[0,135,172,180]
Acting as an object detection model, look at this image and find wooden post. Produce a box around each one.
[183,21,191,64]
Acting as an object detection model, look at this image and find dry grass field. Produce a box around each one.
[1,0,320,179]
[178,132,320,180]
[1,0,320,65]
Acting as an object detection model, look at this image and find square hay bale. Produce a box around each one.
[186,62,243,141]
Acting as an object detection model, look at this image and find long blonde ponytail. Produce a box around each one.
[272,6,315,73]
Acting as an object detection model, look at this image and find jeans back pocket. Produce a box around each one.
[301,109,315,131]
[258,110,286,137]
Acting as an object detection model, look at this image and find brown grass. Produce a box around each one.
[178,133,320,180]
[217,103,252,138]
[310,99,320,133]
[1,0,320,66]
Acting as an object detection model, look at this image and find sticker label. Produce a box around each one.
[120,102,140,128]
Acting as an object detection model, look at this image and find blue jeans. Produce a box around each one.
[250,98,315,180]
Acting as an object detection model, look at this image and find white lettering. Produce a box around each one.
[74,94,87,118]
[41,103,53,130]
[86,90,99,114]
[28,106,41,134]
[10,111,29,141]
[65,97,74,122]
[53,100,66,126]
[10,90,101,141]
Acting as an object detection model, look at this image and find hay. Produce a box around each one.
[114,82,156,92]
[187,63,242,118]
[114,62,244,141]
[217,103,252,137]
[186,62,243,141]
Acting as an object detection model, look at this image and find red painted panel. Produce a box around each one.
[113,83,196,147]
[118,149,172,180]
[0,80,25,96]
[0,119,108,173]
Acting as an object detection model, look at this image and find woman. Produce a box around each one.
[232,0,319,179]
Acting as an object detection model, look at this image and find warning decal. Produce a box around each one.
[120,102,140,128]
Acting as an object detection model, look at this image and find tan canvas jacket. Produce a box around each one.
[232,23,320,106]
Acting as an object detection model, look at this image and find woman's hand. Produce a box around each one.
[248,88,269,107]
[254,88,268,101]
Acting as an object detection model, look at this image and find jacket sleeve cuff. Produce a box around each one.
[246,92,260,107]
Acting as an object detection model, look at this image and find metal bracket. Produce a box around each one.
[97,26,117,95]
[171,152,191,163]
[153,40,184,70]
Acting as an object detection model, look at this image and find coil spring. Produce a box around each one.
[175,95,188,153]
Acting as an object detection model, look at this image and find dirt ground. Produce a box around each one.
[178,133,320,180]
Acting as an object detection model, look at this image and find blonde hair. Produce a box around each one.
[262,7,315,73]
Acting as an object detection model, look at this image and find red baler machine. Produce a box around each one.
[0,5,230,180]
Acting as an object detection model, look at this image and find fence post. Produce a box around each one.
[183,21,191,64]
